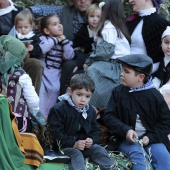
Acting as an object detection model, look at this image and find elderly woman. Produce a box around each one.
[126,0,170,73]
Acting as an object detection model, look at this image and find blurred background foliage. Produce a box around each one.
[13,0,170,21]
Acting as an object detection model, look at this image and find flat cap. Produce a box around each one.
[116,54,153,76]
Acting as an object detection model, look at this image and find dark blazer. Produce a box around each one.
[48,101,101,150]
[103,85,170,152]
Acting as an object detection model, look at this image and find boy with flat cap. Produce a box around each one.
[103,54,170,170]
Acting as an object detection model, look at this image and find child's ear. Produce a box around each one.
[139,74,145,81]
[43,28,50,35]
[67,87,72,96]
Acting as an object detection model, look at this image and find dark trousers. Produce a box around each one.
[63,144,113,170]
[60,60,76,95]
[23,58,44,95]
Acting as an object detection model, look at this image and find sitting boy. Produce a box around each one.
[48,74,113,170]
[103,54,170,170]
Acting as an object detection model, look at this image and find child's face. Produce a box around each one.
[120,65,144,88]
[16,20,33,35]
[162,35,170,56]
[88,9,101,30]
[45,16,63,37]
[68,87,92,109]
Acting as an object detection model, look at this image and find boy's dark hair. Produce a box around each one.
[70,74,95,93]
[134,70,150,84]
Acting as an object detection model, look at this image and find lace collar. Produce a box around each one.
[139,8,156,17]
[16,30,35,39]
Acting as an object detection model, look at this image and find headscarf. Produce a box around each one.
[0,35,26,84]
[162,26,170,39]
[0,0,18,16]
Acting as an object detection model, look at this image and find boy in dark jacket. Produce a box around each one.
[103,54,170,170]
[48,74,113,170]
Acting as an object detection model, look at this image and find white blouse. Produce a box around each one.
[19,73,40,115]
[99,20,130,59]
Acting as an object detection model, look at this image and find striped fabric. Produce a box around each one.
[87,61,121,109]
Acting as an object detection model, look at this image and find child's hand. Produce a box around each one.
[126,129,138,143]
[74,140,86,150]
[57,35,66,42]
[83,64,88,71]
[25,42,33,51]
[141,136,149,146]
[27,44,34,51]
[85,138,93,148]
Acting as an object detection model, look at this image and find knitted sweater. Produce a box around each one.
[126,12,170,63]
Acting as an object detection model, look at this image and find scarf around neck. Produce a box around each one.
[129,77,156,92]
[58,93,89,119]
[0,0,18,16]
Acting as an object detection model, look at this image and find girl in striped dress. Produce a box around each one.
[38,14,74,118]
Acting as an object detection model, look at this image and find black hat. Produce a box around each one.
[116,54,153,76]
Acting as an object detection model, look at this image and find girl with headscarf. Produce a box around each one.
[0,35,46,132]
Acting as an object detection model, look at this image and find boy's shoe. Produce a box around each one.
[44,148,70,164]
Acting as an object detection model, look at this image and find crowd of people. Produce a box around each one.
[0,0,170,169]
